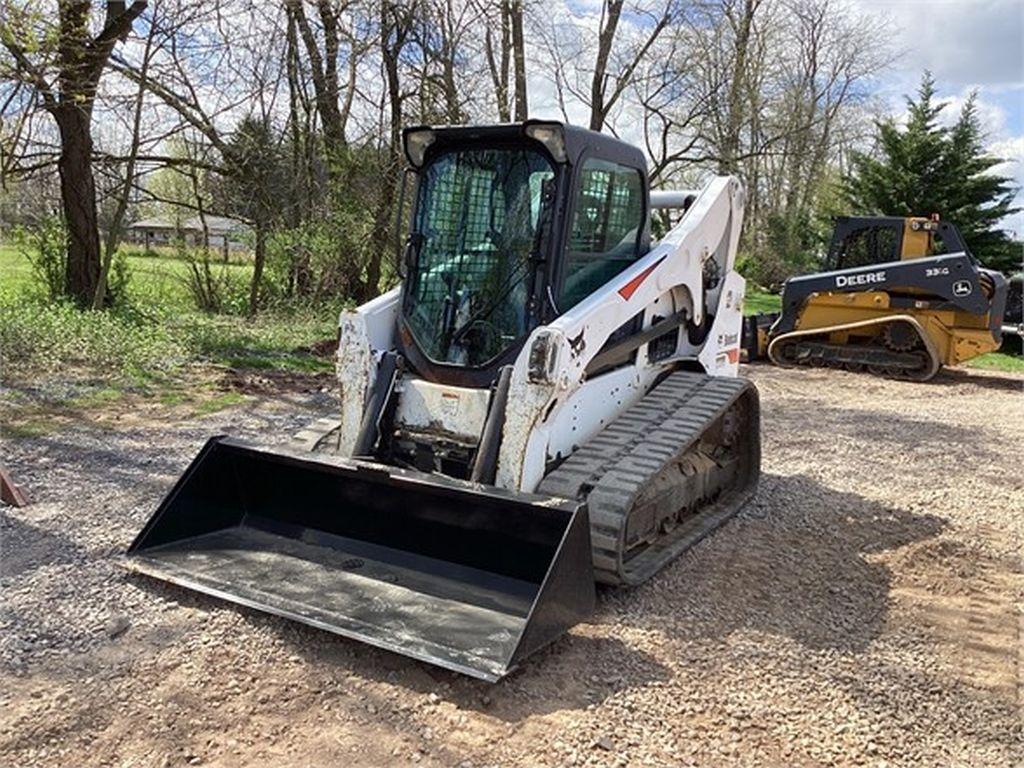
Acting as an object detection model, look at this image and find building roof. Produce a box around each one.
[128,215,248,234]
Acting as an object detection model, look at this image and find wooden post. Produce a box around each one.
[0,465,29,507]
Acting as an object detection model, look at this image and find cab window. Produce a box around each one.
[832,224,902,270]
[560,158,644,310]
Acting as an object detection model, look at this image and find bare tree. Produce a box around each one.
[413,0,480,124]
[533,1,679,132]
[1,0,147,306]
[588,1,677,130]
[107,0,294,314]
[478,0,511,121]
[93,9,158,308]
[718,0,762,173]
[509,0,528,120]
[284,0,361,171]
[366,0,415,298]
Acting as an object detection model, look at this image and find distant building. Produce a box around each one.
[126,215,250,253]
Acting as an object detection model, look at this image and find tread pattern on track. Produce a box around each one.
[539,371,757,585]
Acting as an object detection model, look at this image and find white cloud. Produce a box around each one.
[989,136,1024,237]
[855,0,1023,90]
[854,0,1024,234]
[933,91,1008,133]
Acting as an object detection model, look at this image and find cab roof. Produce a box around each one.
[404,121,647,174]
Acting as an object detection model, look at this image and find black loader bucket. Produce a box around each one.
[126,437,595,681]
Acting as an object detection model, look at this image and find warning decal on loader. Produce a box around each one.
[618,256,667,300]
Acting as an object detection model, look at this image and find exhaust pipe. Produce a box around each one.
[125,437,595,681]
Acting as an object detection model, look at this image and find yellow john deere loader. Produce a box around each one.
[125,122,760,681]
[743,215,1008,380]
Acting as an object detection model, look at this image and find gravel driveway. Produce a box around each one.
[2,365,1021,767]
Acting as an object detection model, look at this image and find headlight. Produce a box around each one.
[403,128,436,168]
[524,122,567,163]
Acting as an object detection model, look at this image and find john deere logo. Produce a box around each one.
[836,271,885,288]
[953,280,973,297]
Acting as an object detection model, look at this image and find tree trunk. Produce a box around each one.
[510,0,528,121]
[719,0,758,175]
[55,108,102,307]
[589,0,622,131]
[287,0,347,160]
[366,1,410,300]
[483,2,512,122]
[248,222,267,317]
[94,22,154,309]
[366,67,402,299]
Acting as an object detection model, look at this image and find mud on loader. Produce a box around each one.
[126,122,761,681]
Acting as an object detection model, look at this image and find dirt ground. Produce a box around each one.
[2,364,1022,767]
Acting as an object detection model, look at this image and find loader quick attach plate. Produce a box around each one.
[124,437,595,681]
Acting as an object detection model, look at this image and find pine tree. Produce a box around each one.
[844,73,1021,273]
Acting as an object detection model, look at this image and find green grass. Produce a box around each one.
[4,238,1017,436]
[222,352,333,373]
[158,390,190,406]
[744,285,781,315]
[0,242,254,306]
[192,391,247,416]
[0,242,338,407]
[965,351,1024,373]
[68,386,126,408]
[0,243,33,291]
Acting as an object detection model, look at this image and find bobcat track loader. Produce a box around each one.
[126,122,761,681]
[743,216,1008,380]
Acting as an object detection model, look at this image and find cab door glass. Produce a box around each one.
[560,158,644,311]
[405,147,555,365]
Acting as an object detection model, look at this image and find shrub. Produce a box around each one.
[0,298,187,379]
[13,215,68,300]
[104,248,134,308]
[180,241,247,314]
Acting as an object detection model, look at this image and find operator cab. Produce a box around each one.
[397,121,650,387]
[825,215,972,271]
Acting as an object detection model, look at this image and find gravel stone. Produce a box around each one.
[104,615,130,639]
[1,366,1021,767]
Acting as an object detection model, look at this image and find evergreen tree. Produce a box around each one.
[844,73,1020,273]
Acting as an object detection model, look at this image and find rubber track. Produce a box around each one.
[767,315,941,381]
[539,371,758,586]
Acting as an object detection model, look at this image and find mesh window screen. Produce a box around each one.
[837,225,902,269]
[561,159,644,311]
[406,148,554,366]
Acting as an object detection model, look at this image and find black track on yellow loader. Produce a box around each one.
[767,316,940,381]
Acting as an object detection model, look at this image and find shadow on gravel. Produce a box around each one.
[320,633,672,721]
[125,573,671,721]
[929,367,1024,393]
[836,655,1024,753]
[770,402,998,462]
[113,472,944,720]
[0,511,84,581]
[15,434,190,497]
[613,473,947,654]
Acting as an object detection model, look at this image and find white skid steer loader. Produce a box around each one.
[126,122,761,681]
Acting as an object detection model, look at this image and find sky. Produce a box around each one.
[541,0,1024,235]
[856,0,1022,136]
[837,0,1022,233]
